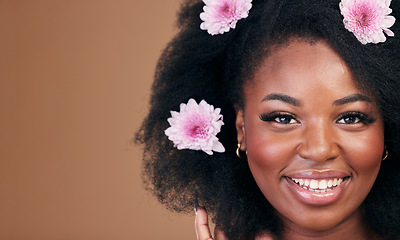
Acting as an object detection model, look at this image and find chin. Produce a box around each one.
[279,206,363,234]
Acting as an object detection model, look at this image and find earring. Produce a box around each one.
[236,143,247,158]
[382,145,388,161]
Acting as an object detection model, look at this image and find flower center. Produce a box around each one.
[356,12,370,27]
[187,120,209,139]
[223,5,229,13]
[353,3,377,29]
[220,2,236,19]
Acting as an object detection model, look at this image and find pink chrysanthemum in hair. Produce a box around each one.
[165,99,225,155]
[200,0,253,35]
[340,0,396,44]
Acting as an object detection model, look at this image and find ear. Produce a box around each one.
[235,109,247,151]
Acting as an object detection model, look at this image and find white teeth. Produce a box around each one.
[304,179,310,187]
[333,179,338,186]
[310,180,318,189]
[299,179,304,186]
[319,180,327,190]
[290,177,346,192]
[327,180,333,188]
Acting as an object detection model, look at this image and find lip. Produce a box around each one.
[284,170,351,206]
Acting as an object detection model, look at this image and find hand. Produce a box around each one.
[195,206,227,240]
[194,206,274,240]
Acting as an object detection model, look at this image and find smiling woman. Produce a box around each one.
[237,40,384,237]
[136,0,400,239]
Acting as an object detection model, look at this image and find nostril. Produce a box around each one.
[297,124,340,162]
[297,142,340,162]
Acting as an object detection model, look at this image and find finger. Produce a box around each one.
[214,226,228,240]
[195,207,213,240]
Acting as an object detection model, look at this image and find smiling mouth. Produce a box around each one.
[289,177,350,193]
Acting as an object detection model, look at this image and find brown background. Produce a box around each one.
[0,0,195,239]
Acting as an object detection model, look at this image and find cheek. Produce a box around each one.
[343,132,383,178]
[244,125,298,188]
[246,123,284,166]
[343,120,384,172]
[247,137,294,171]
[245,116,296,163]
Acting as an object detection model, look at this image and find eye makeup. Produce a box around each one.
[336,111,377,125]
[259,111,377,125]
[259,111,299,124]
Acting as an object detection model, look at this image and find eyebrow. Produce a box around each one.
[333,94,372,106]
[261,93,301,106]
[261,93,372,107]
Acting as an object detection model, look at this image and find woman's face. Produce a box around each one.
[236,40,384,233]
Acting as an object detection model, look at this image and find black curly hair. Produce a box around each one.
[136,0,400,239]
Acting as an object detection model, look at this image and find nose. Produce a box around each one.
[297,120,340,162]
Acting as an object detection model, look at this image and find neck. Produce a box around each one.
[276,208,382,240]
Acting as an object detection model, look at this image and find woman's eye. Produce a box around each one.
[336,112,376,125]
[337,115,361,124]
[274,116,297,124]
[259,113,299,124]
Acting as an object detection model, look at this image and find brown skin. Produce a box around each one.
[195,39,384,240]
[237,39,384,239]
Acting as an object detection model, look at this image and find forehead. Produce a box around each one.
[245,39,361,102]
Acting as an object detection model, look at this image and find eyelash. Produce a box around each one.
[336,111,377,125]
[259,111,377,125]
[259,112,299,124]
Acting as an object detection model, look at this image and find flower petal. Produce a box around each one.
[382,16,396,28]
[384,28,395,36]
[212,141,225,153]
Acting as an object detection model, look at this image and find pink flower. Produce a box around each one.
[165,99,225,155]
[200,0,253,35]
[340,0,396,44]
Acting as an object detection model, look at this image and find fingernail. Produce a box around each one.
[194,205,199,215]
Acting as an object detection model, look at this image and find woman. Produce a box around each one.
[136,0,400,239]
